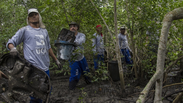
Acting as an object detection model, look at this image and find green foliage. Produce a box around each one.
[85,61,109,83]
[1,0,183,81]
[78,87,87,103]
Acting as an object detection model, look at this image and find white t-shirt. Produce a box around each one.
[92,33,105,55]
[6,25,51,71]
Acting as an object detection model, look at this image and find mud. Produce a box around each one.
[0,59,182,103]
[49,68,183,103]
[49,71,142,103]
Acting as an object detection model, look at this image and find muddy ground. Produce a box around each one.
[49,68,183,103]
[49,72,141,103]
[0,68,181,103]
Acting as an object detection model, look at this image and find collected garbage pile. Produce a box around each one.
[0,54,51,103]
[54,28,76,60]
[57,28,76,43]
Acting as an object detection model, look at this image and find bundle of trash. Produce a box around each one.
[57,28,76,43]
[0,53,51,103]
[55,28,76,60]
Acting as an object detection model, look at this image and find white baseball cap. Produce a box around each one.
[28,8,39,15]
[120,26,125,30]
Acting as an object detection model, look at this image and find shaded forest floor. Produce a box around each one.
[49,74,141,103]
[0,66,181,103]
[49,68,183,103]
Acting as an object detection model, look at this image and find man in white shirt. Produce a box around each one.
[6,8,61,103]
[118,27,133,65]
[92,25,105,70]
[68,22,91,90]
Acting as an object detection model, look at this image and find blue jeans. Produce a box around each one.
[30,70,50,103]
[121,49,133,64]
[93,54,104,70]
[69,57,90,82]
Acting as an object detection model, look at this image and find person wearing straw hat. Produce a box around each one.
[6,8,61,103]
[92,24,105,70]
[68,22,91,90]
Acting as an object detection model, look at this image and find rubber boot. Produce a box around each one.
[69,79,78,90]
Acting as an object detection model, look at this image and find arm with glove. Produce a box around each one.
[49,48,61,69]
[6,28,25,57]
[8,43,19,57]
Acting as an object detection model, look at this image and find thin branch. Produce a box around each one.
[61,0,69,24]
[165,55,183,73]
[89,0,115,45]
[22,0,28,10]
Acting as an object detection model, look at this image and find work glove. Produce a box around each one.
[10,47,19,57]
[55,59,62,69]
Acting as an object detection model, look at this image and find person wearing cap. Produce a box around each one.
[118,27,133,66]
[92,25,105,70]
[68,22,91,90]
[6,8,61,103]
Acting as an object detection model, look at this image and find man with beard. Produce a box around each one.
[6,8,61,103]
[68,22,91,90]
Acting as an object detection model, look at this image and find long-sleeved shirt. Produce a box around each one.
[92,33,105,55]
[6,25,51,71]
[72,32,86,61]
[118,33,131,50]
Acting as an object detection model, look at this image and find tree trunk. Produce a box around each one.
[125,1,138,79]
[173,92,183,103]
[154,7,183,103]
[90,0,125,90]
[136,7,183,103]
[114,0,125,90]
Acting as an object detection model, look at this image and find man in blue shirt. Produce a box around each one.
[6,8,61,103]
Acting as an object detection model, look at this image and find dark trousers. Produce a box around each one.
[93,54,104,70]
[30,70,50,103]
[121,49,133,64]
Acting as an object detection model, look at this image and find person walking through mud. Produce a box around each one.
[118,27,133,68]
[92,25,105,70]
[68,22,91,90]
[6,8,61,103]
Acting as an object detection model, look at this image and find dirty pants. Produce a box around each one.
[121,48,133,64]
[30,70,50,103]
[93,54,104,70]
[69,57,91,90]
